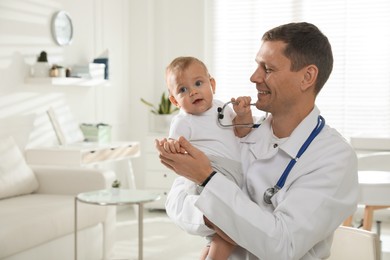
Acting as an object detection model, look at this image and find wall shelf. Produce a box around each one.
[25,77,110,87]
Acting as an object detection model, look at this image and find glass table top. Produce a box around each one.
[76,189,160,205]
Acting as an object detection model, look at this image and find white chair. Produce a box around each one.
[328,226,381,260]
[343,152,390,231]
[357,153,390,231]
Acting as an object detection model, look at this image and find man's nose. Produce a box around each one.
[250,67,265,83]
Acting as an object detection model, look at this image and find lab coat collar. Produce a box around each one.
[240,106,322,160]
[241,115,272,144]
[278,106,321,159]
[240,115,274,160]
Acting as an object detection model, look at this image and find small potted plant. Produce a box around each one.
[140,92,178,115]
[31,51,50,77]
[141,92,179,132]
[111,179,121,195]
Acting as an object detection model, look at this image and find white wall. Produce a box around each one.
[0,0,205,187]
[129,0,205,187]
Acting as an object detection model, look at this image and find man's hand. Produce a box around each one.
[155,136,213,184]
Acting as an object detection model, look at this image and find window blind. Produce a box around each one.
[205,0,390,139]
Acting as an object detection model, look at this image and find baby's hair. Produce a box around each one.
[166,56,209,80]
[166,56,210,95]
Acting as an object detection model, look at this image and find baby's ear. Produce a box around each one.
[210,77,216,94]
[169,95,179,107]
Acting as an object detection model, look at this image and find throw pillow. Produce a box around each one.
[0,136,39,199]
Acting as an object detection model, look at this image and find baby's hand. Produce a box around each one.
[163,138,186,154]
[232,96,252,116]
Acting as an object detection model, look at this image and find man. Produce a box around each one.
[156,22,358,259]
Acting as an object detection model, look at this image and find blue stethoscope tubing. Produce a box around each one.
[217,100,326,204]
[263,115,325,204]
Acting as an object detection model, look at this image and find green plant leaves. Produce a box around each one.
[141,92,179,114]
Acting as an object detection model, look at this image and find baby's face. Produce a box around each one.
[167,62,215,115]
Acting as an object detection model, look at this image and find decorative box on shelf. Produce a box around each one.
[71,63,106,79]
[80,123,112,143]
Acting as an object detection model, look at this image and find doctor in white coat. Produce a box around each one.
[156,22,358,260]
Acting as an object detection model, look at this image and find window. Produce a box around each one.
[205,0,390,139]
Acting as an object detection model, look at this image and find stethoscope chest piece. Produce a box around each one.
[263,186,279,204]
[262,115,325,205]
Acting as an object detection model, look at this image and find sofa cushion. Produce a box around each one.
[0,136,39,199]
[0,194,107,258]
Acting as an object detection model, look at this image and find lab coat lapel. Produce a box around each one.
[240,117,276,160]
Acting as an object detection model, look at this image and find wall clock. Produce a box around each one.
[51,11,73,46]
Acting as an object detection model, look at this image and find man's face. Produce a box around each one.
[250,40,306,116]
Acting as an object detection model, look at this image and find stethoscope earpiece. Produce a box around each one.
[217,107,224,119]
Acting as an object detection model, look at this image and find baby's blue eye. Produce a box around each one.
[179,86,188,93]
[195,80,202,87]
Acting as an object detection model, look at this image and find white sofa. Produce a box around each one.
[0,137,117,260]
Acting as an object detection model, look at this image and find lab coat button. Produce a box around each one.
[273,143,278,148]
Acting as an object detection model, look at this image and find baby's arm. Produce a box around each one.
[208,234,236,260]
[232,96,253,137]
[204,216,236,260]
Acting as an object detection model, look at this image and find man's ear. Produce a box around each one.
[210,77,216,94]
[301,65,318,92]
[169,95,180,107]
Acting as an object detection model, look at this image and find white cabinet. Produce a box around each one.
[144,133,177,209]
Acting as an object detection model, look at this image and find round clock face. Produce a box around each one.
[51,11,73,46]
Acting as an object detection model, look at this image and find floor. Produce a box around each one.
[112,206,390,260]
[112,206,205,260]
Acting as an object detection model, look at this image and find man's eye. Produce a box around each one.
[195,80,203,87]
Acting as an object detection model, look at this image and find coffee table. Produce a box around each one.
[75,189,160,260]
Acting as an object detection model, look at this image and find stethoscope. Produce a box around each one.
[263,115,325,204]
[217,101,268,128]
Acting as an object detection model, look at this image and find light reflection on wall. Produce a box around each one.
[0,0,81,150]
[0,0,65,68]
[0,92,76,150]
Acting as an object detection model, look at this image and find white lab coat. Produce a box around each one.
[165,106,359,260]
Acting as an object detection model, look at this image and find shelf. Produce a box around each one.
[25,77,110,87]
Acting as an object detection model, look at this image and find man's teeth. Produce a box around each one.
[258,91,270,94]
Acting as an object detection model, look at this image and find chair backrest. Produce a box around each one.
[328,226,381,260]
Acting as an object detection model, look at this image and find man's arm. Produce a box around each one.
[165,176,215,236]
